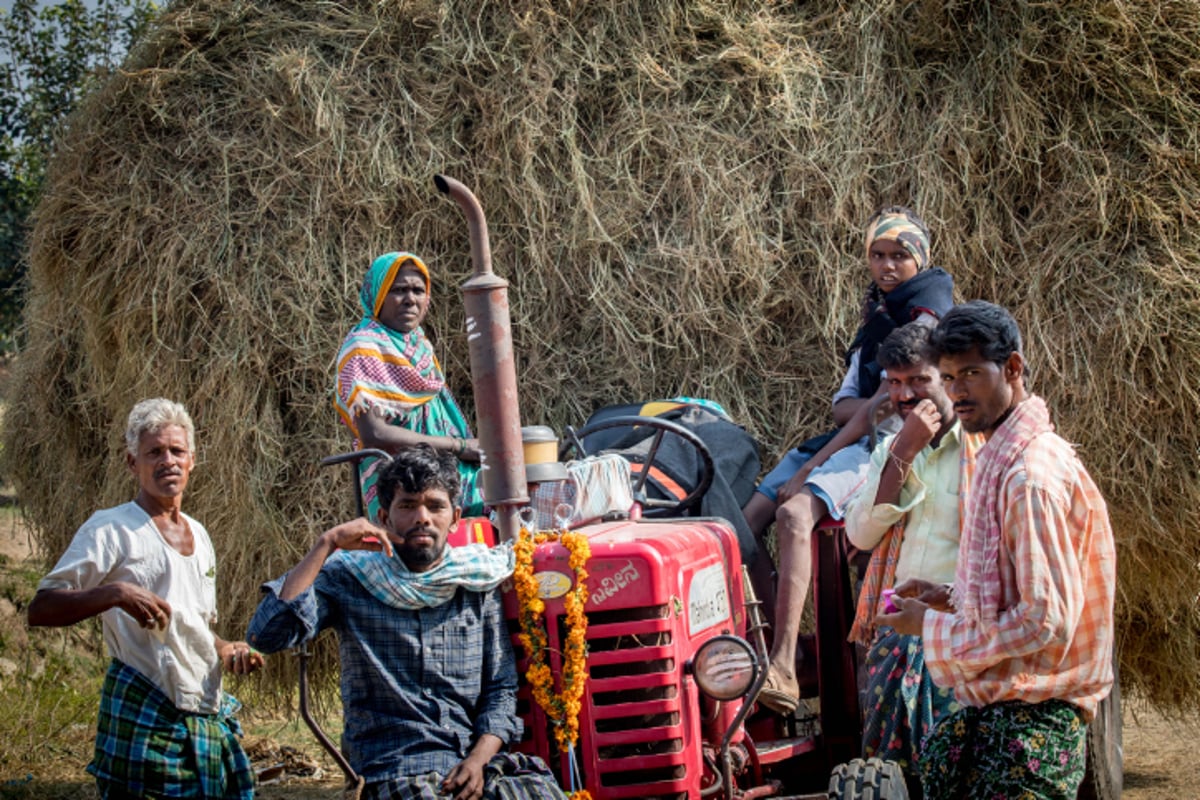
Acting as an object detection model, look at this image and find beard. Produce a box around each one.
[398,540,445,571]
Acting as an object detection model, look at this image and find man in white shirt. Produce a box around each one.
[28,398,262,800]
[844,322,980,795]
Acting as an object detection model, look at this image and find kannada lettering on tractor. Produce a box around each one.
[496,416,886,800]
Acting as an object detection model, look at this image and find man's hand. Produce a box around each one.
[441,754,488,800]
[217,640,265,675]
[890,398,941,463]
[443,734,502,800]
[281,517,391,602]
[113,583,173,631]
[893,578,954,611]
[876,594,929,637]
[323,518,393,558]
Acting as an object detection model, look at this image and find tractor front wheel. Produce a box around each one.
[828,758,910,800]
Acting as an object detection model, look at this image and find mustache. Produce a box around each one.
[154,467,183,478]
[397,525,439,540]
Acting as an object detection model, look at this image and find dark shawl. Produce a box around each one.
[845,267,955,397]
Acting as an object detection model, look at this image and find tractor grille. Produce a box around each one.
[508,575,706,799]
[576,603,689,800]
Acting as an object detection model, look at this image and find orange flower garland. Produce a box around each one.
[513,526,592,800]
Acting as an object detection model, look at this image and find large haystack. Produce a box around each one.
[5,0,1199,709]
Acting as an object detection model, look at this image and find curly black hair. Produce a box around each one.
[375,444,462,511]
[926,300,1024,367]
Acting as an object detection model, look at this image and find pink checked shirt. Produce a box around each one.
[922,431,1116,721]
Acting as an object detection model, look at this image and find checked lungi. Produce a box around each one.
[362,752,566,800]
[89,659,254,800]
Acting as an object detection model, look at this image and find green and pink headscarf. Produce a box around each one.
[334,252,449,436]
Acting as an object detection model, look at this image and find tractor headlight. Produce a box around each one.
[689,635,758,701]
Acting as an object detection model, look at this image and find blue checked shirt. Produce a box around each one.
[246,561,522,782]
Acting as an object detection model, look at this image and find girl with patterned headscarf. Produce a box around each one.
[745,205,955,717]
[335,252,485,520]
[844,206,955,398]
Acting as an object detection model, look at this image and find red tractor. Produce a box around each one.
[304,176,1122,800]
[501,411,903,800]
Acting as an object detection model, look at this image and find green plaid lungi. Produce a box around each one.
[89,659,254,800]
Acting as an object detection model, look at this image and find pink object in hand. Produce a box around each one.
[881,588,898,613]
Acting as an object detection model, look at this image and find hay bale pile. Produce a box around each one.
[4,0,1199,709]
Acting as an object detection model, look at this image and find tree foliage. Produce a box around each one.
[0,0,156,347]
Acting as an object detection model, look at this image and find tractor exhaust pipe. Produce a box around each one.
[434,174,527,541]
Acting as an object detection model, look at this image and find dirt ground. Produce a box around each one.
[253,711,1199,800]
[1119,700,1194,800]
[0,511,1191,800]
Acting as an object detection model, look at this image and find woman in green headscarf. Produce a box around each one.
[335,252,485,520]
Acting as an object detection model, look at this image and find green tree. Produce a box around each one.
[0,0,156,347]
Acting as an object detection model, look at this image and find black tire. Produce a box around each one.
[1077,658,1123,800]
[828,758,910,800]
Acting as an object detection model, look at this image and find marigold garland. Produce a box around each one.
[514,525,591,800]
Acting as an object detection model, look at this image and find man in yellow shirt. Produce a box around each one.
[845,322,979,797]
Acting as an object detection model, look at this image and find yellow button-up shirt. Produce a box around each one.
[845,422,965,586]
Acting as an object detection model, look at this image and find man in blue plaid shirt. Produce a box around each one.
[248,445,565,800]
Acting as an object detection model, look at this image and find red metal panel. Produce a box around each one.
[505,518,747,799]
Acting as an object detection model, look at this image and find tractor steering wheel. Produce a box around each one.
[560,415,715,517]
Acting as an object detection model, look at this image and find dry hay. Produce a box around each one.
[3,0,1199,711]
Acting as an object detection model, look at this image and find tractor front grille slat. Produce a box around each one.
[593,710,679,733]
[587,630,672,651]
[588,655,675,679]
[599,764,686,787]
[576,602,691,794]
[586,604,671,625]
[591,684,676,706]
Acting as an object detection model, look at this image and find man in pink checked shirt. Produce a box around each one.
[879,300,1115,800]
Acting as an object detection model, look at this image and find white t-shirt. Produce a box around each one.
[38,502,222,713]
[832,350,864,407]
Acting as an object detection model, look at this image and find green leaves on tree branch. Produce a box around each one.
[0,0,156,347]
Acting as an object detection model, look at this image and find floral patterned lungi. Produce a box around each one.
[862,629,960,785]
[918,698,1087,800]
